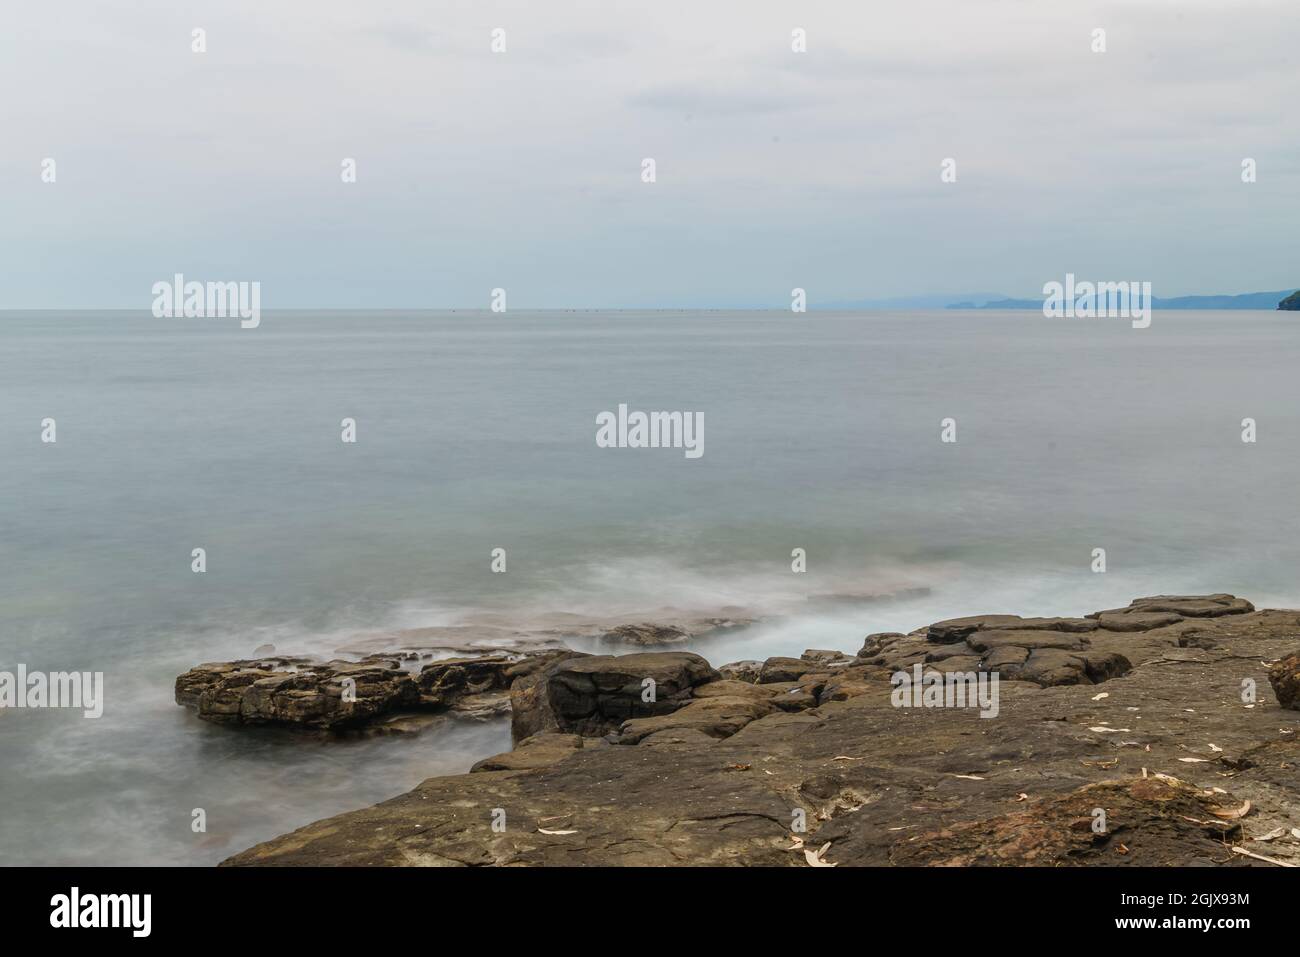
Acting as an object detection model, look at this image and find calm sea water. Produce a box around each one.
[2,309,1298,864]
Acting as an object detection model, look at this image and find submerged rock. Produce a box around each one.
[600,623,691,646]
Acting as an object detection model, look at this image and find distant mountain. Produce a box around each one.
[820,293,1009,310]
[946,290,1299,311]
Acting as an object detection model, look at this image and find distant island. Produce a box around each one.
[947,289,1300,311]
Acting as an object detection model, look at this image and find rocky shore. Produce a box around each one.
[175,594,1300,866]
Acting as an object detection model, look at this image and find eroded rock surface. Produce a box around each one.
[222,594,1299,867]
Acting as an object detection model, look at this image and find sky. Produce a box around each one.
[3,0,1298,309]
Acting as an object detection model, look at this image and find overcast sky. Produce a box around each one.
[3,0,1298,308]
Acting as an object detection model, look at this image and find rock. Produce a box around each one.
[1269,652,1300,709]
[619,695,776,744]
[909,628,1133,688]
[1094,611,1184,632]
[928,615,1097,644]
[928,655,984,674]
[1018,649,1091,686]
[1082,651,1132,683]
[472,733,585,772]
[175,659,418,731]
[802,649,850,664]
[692,680,778,701]
[601,623,691,646]
[857,633,904,659]
[966,630,1088,653]
[818,666,884,703]
[924,644,979,662]
[718,660,764,683]
[980,645,1030,672]
[417,654,517,708]
[771,688,819,711]
[758,657,817,683]
[508,651,719,741]
[175,657,308,708]
[1089,594,1254,619]
[506,650,589,683]
[843,615,1135,689]
[177,649,579,733]
[222,596,1300,868]
[638,727,718,750]
[926,615,1024,643]
[864,776,1250,866]
[448,690,512,722]
[1016,617,1099,633]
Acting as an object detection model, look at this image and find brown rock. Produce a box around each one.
[692,680,778,701]
[221,597,1300,870]
[928,655,985,674]
[980,646,1030,672]
[1090,594,1254,619]
[858,633,905,658]
[926,615,1025,643]
[802,649,850,665]
[417,655,516,708]
[758,657,818,683]
[175,659,418,731]
[1268,652,1300,709]
[717,660,763,683]
[1094,611,1184,632]
[619,695,776,744]
[1018,649,1090,686]
[471,733,585,772]
[966,630,1089,653]
[601,623,691,646]
[508,651,719,741]
[771,688,819,711]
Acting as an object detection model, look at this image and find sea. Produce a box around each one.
[2,308,1297,864]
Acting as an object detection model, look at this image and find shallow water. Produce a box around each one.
[2,309,1297,864]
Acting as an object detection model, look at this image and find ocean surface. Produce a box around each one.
[2,309,1298,865]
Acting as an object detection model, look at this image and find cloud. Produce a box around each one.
[1,0,1297,307]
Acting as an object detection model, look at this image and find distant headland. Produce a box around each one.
[945,289,1300,311]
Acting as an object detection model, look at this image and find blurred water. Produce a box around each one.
[2,309,1297,864]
